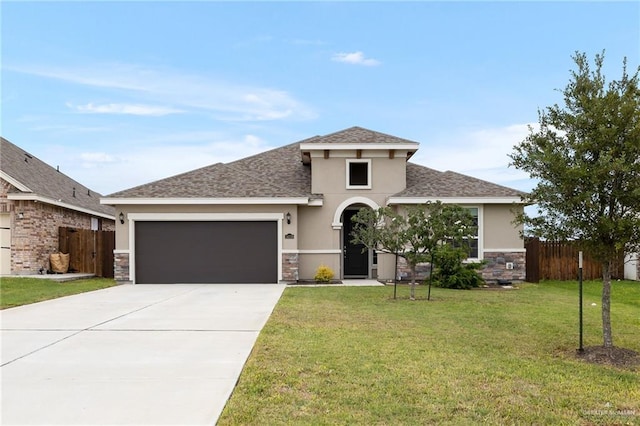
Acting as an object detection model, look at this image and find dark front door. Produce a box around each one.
[343,209,368,277]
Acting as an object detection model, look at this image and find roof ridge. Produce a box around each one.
[1,137,103,196]
[227,140,304,166]
[313,126,420,145]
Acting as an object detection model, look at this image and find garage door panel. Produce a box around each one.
[135,221,277,284]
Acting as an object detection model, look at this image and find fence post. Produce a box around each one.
[578,251,584,353]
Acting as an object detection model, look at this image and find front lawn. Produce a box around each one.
[0,277,118,309]
[219,281,639,425]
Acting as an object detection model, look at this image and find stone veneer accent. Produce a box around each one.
[1,180,115,274]
[114,252,131,283]
[481,251,526,282]
[392,251,526,283]
[282,252,299,282]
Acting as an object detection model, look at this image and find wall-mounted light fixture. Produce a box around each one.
[18,212,24,219]
[119,212,125,224]
[286,212,291,225]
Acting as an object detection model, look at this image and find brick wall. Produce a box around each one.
[1,180,115,274]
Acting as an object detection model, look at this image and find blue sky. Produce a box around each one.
[2,1,638,196]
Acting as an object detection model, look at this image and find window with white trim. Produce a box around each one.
[460,207,479,258]
[346,159,371,189]
[446,207,479,258]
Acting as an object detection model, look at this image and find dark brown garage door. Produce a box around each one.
[135,221,277,284]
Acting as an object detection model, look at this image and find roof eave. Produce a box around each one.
[0,171,32,192]
[387,196,525,205]
[101,197,322,206]
[7,193,115,220]
[299,143,419,151]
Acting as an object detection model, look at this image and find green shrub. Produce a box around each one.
[314,264,335,283]
[432,245,485,289]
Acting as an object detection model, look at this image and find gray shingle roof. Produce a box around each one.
[104,127,524,201]
[0,137,115,216]
[395,163,525,198]
[108,145,310,198]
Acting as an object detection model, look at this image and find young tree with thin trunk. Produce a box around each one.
[350,202,475,300]
[510,51,640,348]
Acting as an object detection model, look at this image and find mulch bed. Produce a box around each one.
[577,346,640,370]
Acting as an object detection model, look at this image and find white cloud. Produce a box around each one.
[12,63,316,122]
[332,51,380,66]
[69,102,184,116]
[79,152,115,163]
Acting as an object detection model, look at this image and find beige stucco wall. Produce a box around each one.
[300,150,409,252]
[298,253,341,280]
[377,252,398,282]
[309,150,408,195]
[483,204,524,250]
[297,150,411,279]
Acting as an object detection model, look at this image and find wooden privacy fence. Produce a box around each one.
[525,238,624,282]
[58,227,115,278]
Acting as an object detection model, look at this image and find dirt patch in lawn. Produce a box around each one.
[577,346,640,370]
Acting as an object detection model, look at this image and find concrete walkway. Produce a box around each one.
[0,273,96,282]
[288,279,385,287]
[1,284,285,425]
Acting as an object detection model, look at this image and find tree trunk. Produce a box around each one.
[602,260,613,348]
[410,263,417,301]
[393,253,399,300]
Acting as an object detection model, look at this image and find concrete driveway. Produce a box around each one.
[1,283,285,425]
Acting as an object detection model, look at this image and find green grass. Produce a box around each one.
[219,281,640,425]
[0,277,118,309]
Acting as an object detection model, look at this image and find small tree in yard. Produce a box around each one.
[510,51,640,349]
[350,202,475,300]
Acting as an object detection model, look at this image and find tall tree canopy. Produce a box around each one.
[510,51,640,348]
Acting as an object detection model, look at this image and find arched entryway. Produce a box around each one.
[342,208,369,277]
[334,197,380,279]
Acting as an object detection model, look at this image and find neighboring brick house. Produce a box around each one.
[0,137,115,275]
[102,127,527,284]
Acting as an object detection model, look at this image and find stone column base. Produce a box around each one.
[114,252,130,282]
[282,253,299,282]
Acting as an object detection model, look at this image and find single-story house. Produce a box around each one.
[102,127,527,284]
[0,137,115,275]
